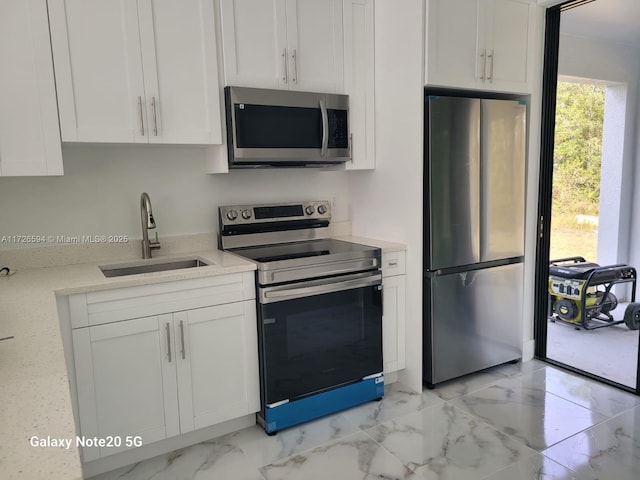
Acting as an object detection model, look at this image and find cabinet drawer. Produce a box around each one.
[70,272,255,328]
[382,251,406,277]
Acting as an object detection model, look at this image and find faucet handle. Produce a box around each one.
[150,231,161,250]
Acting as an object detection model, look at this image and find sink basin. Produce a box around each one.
[100,257,212,278]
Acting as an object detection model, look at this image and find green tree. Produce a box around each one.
[553,81,605,216]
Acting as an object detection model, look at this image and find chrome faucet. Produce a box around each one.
[140,192,161,259]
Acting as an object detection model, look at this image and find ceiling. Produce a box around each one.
[560,0,640,47]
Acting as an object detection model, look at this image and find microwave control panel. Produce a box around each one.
[328,110,348,149]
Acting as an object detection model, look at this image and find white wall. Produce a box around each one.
[348,0,424,392]
[521,7,546,361]
[557,34,640,271]
[0,144,351,243]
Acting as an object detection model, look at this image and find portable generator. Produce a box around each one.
[548,256,640,330]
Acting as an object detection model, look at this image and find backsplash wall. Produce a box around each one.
[0,144,350,248]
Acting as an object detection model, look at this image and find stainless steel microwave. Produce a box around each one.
[224,86,350,168]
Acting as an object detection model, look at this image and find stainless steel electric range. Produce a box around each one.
[218,201,384,434]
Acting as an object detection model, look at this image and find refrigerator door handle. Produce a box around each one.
[459,271,477,287]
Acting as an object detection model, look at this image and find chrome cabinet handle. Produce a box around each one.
[480,49,486,81]
[151,96,158,136]
[319,99,328,156]
[179,320,186,360]
[487,50,494,83]
[137,96,145,136]
[349,132,353,162]
[165,322,172,362]
[282,48,288,83]
[291,49,297,84]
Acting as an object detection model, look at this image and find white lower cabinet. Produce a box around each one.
[174,303,260,432]
[69,274,259,462]
[73,315,180,461]
[381,251,406,374]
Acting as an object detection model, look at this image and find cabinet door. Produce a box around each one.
[343,0,375,170]
[484,0,532,92]
[220,0,288,89]
[138,0,222,144]
[425,0,480,90]
[0,0,63,176]
[383,275,406,373]
[48,0,147,143]
[286,0,344,93]
[175,301,260,433]
[72,315,179,461]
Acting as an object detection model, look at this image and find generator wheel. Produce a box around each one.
[623,303,640,330]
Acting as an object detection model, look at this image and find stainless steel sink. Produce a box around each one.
[100,257,212,278]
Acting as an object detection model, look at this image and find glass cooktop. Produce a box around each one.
[230,239,377,264]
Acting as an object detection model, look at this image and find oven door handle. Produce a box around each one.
[260,271,382,303]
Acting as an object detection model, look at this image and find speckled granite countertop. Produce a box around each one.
[0,249,256,480]
[336,236,407,253]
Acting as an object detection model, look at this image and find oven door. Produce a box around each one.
[258,271,383,406]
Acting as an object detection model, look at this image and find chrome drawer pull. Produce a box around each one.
[165,322,172,362]
[179,320,186,360]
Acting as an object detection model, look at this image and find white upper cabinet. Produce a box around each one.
[343,0,375,170]
[285,0,344,93]
[0,0,63,176]
[485,0,533,91]
[220,0,344,93]
[139,0,223,144]
[48,0,222,144]
[219,0,286,89]
[425,0,534,93]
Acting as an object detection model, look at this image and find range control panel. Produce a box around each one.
[219,201,331,227]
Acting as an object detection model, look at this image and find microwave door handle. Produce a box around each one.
[320,99,328,156]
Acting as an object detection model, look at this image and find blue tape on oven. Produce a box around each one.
[263,374,384,434]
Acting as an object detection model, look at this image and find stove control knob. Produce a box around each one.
[317,204,328,215]
[226,209,238,221]
[305,205,315,215]
[241,209,252,220]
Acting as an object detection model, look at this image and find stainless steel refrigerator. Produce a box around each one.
[423,94,526,387]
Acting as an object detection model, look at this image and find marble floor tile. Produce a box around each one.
[501,359,550,378]
[259,431,412,480]
[89,362,638,480]
[428,362,526,401]
[542,405,640,480]
[341,381,444,430]
[525,367,640,418]
[367,402,535,480]
[449,375,607,451]
[481,453,579,480]
[222,412,359,468]
[89,438,264,480]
